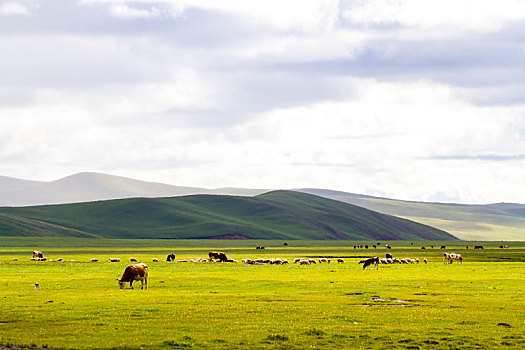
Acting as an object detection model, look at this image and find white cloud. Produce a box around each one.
[343,0,525,32]
[109,4,160,18]
[0,1,29,15]
[1,0,525,204]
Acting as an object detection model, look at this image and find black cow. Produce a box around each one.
[209,251,228,262]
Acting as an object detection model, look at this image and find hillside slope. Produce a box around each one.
[298,189,525,241]
[0,191,456,240]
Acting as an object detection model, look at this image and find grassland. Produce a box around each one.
[0,239,524,349]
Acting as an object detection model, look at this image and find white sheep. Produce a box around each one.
[152,258,159,262]
[299,259,310,265]
[90,258,98,262]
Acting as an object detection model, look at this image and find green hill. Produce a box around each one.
[298,189,525,241]
[0,190,457,240]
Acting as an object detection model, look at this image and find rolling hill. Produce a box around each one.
[0,190,457,241]
[2,172,523,240]
[298,189,525,241]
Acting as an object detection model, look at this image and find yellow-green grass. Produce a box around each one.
[1,243,524,349]
[404,216,525,241]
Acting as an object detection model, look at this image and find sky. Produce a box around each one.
[1,0,525,204]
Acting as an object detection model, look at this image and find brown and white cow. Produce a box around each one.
[118,263,148,289]
[33,251,43,258]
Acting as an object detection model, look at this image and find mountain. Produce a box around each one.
[297,189,525,241]
[0,172,268,207]
[2,172,523,240]
[0,190,457,241]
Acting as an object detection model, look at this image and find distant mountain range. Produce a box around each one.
[0,190,456,241]
[1,172,523,240]
[0,172,267,207]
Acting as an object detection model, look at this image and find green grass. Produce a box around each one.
[0,191,456,241]
[1,239,524,349]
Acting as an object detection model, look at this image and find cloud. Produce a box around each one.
[430,154,525,161]
[109,4,161,18]
[0,1,29,15]
[342,0,525,32]
[1,0,525,204]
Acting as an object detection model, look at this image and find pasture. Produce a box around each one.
[1,239,524,349]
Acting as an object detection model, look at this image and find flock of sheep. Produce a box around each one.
[17,250,466,268]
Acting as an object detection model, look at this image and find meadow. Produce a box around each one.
[1,239,524,349]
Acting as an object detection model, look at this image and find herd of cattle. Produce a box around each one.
[13,249,467,289]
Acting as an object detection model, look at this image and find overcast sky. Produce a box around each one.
[1,0,525,204]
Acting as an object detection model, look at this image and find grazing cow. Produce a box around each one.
[474,246,484,249]
[208,251,228,262]
[362,257,379,270]
[118,263,148,289]
[166,254,175,262]
[449,253,463,263]
[33,251,43,259]
[443,253,462,264]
